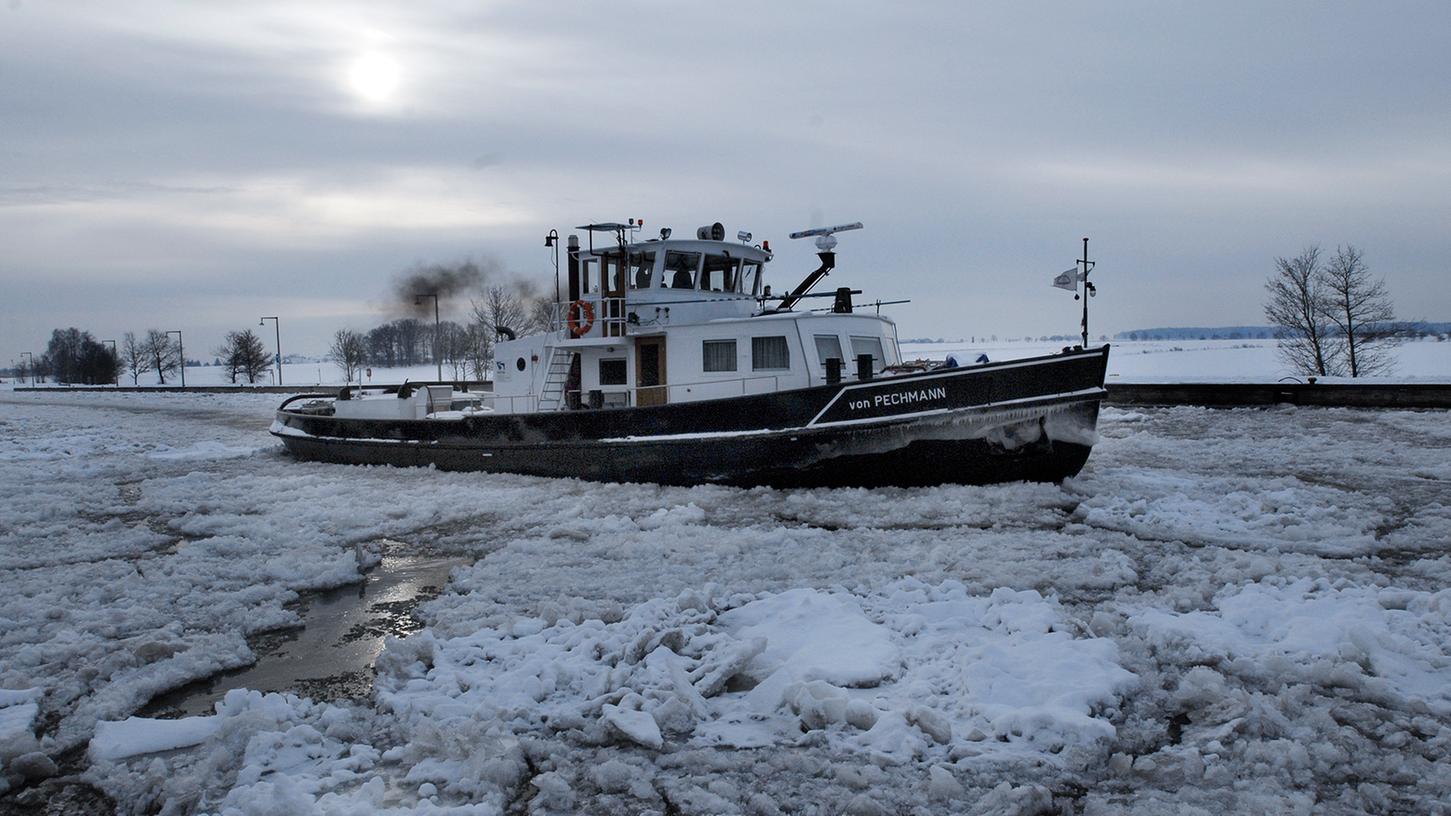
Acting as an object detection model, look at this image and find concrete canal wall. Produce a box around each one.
[1105,382,1451,409]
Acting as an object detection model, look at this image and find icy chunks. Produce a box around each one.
[690,636,766,698]
[718,587,899,688]
[367,580,1135,775]
[0,688,44,791]
[1129,578,1451,716]
[84,689,394,813]
[89,714,222,761]
[602,702,664,749]
[1077,469,1387,556]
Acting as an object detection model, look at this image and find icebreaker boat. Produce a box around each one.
[272,221,1109,487]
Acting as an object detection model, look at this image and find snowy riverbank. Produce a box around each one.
[7,337,1450,390]
[1,391,1449,812]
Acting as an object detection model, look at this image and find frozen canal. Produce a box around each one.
[1,391,1449,814]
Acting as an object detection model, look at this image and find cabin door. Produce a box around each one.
[635,337,667,406]
[601,256,627,337]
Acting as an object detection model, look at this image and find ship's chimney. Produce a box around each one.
[567,234,581,302]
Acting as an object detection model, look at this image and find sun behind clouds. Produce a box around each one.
[346,51,401,106]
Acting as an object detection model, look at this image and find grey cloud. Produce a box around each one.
[2,0,1449,357]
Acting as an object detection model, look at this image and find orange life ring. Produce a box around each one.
[566,299,595,337]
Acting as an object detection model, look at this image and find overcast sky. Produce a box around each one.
[3,1,1449,360]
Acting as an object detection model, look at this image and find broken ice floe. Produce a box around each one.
[373,580,1136,767]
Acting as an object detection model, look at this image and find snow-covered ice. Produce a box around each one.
[1,389,1449,813]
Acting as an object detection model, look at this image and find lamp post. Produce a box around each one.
[259,316,281,385]
[166,330,185,387]
[20,351,33,385]
[1077,237,1096,349]
[102,340,117,386]
[545,229,560,306]
[414,292,441,381]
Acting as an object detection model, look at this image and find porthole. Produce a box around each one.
[515,357,527,372]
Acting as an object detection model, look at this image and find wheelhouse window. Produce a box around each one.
[752,336,790,371]
[702,340,737,372]
[813,334,843,366]
[602,255,626,296]
[700,255,741,293]
[629,252,656,289]
[662,251,700,289]
[850,336,885,372]
[599,358,627,385]
[579,258,597,295]
[741,261,762,296]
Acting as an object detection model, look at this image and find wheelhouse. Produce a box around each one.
[491,222,902,413]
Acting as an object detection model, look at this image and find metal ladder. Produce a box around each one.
[537,348,574,411]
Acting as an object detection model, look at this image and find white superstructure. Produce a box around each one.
[491,222,902,414]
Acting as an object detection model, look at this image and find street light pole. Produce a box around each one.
[166,330,185,387]
[102,340,117,386]
[545,229,560,306]
[20,351,33,385]
[415,292,441,381]
[259,317,281,385]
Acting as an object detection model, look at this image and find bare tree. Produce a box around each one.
[530,295,555,333]
[463,323,493,382]
[329,329,367,383]
[215,334,242,383]
[1265,246,1342,376]
[431,321,468,380]
[144,329,180,384]
[471,286,528,338]
[122,332,152,385]
[367,323,399,367]
[215,329,273,384]
[1322,245,1396,377]
[394,318,424,366]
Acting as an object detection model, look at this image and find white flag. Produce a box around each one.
[1052,267,1080,291]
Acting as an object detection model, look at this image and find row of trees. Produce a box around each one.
[12,326,276,386]
[1265,244,1397,377]
[328,286,550,382]
[14,328,123,385]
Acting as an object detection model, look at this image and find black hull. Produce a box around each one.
[272,346,1109,488]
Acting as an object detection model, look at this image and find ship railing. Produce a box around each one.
[478,372,787,414]
[474,393,539,415]
[545,296,628,338]
[555,373,787,409]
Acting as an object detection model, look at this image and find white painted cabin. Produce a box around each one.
[490,225,902,414]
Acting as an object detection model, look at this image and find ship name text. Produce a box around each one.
[847,385,948,412]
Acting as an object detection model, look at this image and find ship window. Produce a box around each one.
[741,261,762,296]
[630,252,655,289]
[599,358,626,385]
[702,340,737,372]
[814,334,843,366]
[579,258,596,295]
[700,255,741,293]
[662,251,700,289]
[850,336,885,372]
[752,336,790,371]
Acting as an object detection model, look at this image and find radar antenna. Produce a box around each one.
[788,221,863,252]
[772,221,864,312]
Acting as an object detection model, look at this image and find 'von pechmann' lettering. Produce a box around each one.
[847,385,947,412]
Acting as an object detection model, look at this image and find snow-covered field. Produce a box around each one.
[902,337,1451,383]
[12,337,1450,389]
[2,391,1450,813]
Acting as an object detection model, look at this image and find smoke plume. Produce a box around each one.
[392,259,489,315]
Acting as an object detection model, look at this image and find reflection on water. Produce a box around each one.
[144,548,469,717]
